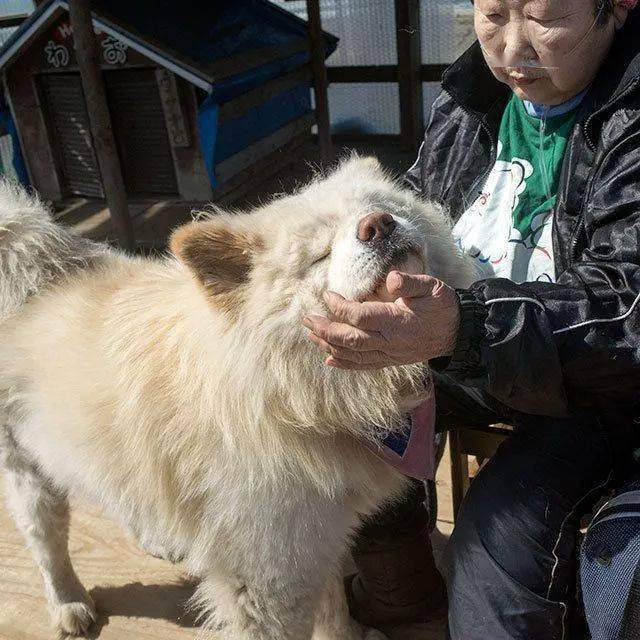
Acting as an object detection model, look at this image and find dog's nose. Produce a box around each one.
[357,213,397,242]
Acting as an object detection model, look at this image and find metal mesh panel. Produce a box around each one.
[269,2,307,21]
[0,0,34,46]
[0,26,16,46]
[270,1,399,135]
[270,2,469,133]
[328,83,399,135]
[272,0,477,66]
[0,0,33,15]
[269,0,397,65]
[421,0,476,64]
[0,134,18,183]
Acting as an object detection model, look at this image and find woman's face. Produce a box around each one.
[474,0,628,105]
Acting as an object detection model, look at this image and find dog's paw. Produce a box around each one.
[52,598,96,638]
[137,538,185,564]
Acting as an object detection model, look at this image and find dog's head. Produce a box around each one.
[171,156,471,319]
[170,156,472,435]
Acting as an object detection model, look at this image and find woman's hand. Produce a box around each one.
[302,271,461,370]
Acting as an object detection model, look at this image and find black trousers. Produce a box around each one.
[355,373,637,640]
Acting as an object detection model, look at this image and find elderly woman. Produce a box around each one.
[305,0,640,638]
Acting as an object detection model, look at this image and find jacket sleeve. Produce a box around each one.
[443,126,640,417]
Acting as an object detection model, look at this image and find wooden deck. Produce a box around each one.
[0,441,456,640]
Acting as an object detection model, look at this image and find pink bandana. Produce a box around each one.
[617,0,637,9]
[363,380,436,481]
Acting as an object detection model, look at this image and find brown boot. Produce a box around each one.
[345,481,448,628]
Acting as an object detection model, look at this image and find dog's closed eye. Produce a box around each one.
[309,250,331,268]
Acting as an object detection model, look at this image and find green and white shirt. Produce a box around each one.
[453,93,580,284]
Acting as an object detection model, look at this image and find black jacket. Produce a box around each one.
[406,14,640,419]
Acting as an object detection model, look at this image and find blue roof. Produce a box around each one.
[0,0,338,91]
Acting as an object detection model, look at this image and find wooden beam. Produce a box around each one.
[328,65,398,83]
[219,67,313,124]
[457,427,509,459]
[68,0,135,251]
[156,69,190,147]
[306,0,333,161]
[0,13,28,29]
[332,133,401,144]
[216,113,315,185]
[156,75,213,202]
[395,0,424,151]
[327,64,448,84]
[449,430,470,522]
[421,64,448,82]
[450,425,512,520]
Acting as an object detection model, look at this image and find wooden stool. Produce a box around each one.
[449,424,513,521]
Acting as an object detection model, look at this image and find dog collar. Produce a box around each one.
[363,380,436,481]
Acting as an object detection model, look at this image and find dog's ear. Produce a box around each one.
[337,155,384,177]
[357,156,383,172]
[170,219,260,312]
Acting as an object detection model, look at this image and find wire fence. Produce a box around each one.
[270,0,476,134]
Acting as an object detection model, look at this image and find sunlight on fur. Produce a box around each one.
[0,156,473,640]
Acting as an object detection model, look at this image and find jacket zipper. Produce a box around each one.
[442,88,497,210]
[569,78,640,263]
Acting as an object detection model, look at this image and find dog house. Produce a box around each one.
[0,0,337,203]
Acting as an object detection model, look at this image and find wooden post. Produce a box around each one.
[306,0,333,161]
[68,0,135,251]
[395,0,424,152]
[449,430,470,522]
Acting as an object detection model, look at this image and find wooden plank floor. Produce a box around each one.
[0,444,455,640]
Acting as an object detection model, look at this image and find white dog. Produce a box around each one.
[0,157,472,640]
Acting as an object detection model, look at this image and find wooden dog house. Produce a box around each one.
[0,0,336,204]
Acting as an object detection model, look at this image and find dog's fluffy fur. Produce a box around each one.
[0,157,473,640]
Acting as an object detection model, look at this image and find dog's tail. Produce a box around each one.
[0,180,107,320]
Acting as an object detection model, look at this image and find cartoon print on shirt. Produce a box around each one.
[509,157,533,215]
[453,94,580,284]
[454,139,555,284]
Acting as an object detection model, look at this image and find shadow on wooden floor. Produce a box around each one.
[88,579,199,636]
